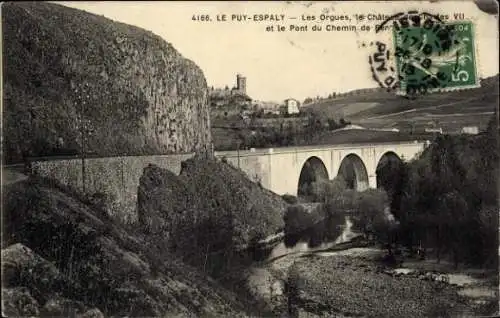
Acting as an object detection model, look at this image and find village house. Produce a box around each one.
[284,98,300,114]
[461,126,479,135]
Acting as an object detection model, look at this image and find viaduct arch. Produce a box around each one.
[376,151,404,192]
[297,156,329,196]
[295,150,408,196]
[338,153,369,191]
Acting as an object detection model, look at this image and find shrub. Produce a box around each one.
[321,204,347,242]
[350,189,390,235]
[308,177,348,203]
[283,205,318,247]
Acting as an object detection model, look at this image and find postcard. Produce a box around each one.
[2,1,498,317]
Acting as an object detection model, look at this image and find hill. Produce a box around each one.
[2,176,253,317]
[138,156,287,277]
[302,75,499,133]
[2,2,211,164]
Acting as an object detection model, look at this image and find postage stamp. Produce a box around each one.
[368,10,480,96]
[394,20,479,95]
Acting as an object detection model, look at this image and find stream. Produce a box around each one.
[246,215,498,309]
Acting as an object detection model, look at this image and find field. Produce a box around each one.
[302,75,499,133]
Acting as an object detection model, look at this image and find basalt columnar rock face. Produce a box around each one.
[3,2,211,163]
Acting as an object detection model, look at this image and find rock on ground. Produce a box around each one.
[2,287,40,317]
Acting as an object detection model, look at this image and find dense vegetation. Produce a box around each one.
[284,177,394,250]
[390,114,499,268]
[217,113,351,150]
[137,157,286,278]
[284,114,499,269]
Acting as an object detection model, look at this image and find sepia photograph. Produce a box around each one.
[1,1,499,317]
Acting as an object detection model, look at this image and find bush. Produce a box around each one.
[308,177,348,203]
[350,189,390,234]
[321,204,347,242]
[284,205,310,247]
[283,205,323,248]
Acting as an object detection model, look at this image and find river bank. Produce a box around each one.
[244,217,498,317]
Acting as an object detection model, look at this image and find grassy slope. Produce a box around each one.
[212,125,434,151]
[302,75,499,131]
[2,177,259,317]
[182,158,287,238]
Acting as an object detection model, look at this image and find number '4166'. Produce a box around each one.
[192,15,211,22]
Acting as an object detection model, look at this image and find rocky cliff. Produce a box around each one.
[137,157,287,276]
[3,2,211,163]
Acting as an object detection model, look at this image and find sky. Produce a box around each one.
[60,1,498,102]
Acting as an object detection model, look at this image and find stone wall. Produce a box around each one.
[32,154,194,223]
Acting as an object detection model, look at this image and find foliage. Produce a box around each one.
[283,205,317,247]
[284,177,396,248]
[220,113,350,150]
[375,156,409,220]
[392,123,499,268]
[309,177,350,204]
[138,159,286,277]
[350,189,391,238]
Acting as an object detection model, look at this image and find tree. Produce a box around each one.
[310,177,349,204]
[351,189,390,238]
[327,118,339,130]
[395,130,499,268]
[477,205,499,268]
[437,191,469,268]
[376,160,409,220]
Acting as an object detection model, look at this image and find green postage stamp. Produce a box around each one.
[393,20,479,95]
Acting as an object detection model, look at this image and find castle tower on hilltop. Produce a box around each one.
[236,74,246,94]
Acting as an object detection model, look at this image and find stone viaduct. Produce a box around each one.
[29,140,429,222]
[216,141,429,195]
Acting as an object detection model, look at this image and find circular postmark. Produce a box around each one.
[368,10,462,97]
